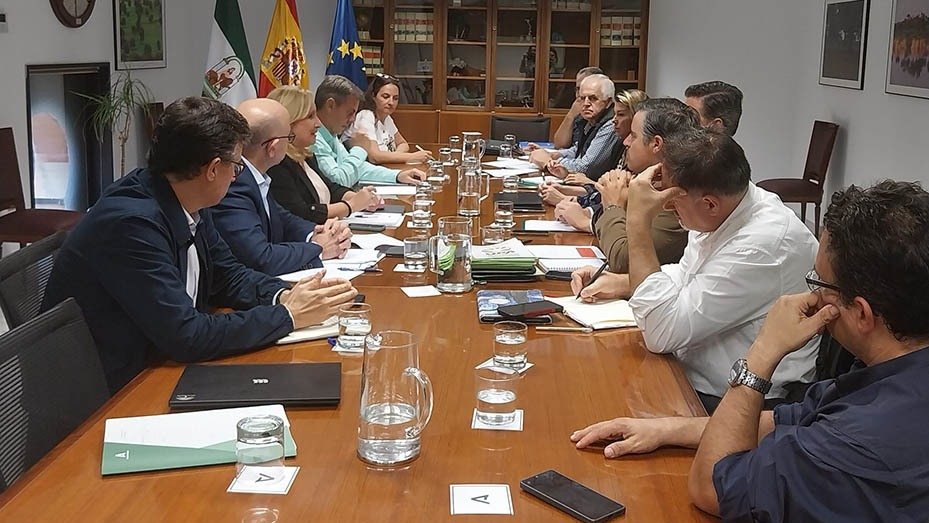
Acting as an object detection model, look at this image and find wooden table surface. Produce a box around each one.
[0,160,712,522]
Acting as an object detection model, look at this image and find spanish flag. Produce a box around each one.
[257,0,308,97]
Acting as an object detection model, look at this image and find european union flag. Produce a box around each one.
[326,0,367,90]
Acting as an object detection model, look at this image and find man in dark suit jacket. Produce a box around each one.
[211,98,352,276]
[42,97,357,392]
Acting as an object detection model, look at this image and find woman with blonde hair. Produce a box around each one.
[267,85,379,223]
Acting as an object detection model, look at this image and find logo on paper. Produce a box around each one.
[115,450,130,460]
[252,378,269,384]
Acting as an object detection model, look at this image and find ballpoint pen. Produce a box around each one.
[576,262,608,300]
[535,326,593,333]
[339,267,382,273]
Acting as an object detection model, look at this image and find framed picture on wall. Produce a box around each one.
[820,0,870,89]
[114,0,166,70]
[886,0,929,99]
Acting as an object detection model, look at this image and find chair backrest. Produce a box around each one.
[0,127,26,213]
[802,121,839,186]
[0,298,110,492]
[815,330,856,382]
[0,231,68,330]
[490,115,552,142]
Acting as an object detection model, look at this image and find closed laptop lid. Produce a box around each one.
[169,362,341,410]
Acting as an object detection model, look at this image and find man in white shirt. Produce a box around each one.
[570,128,818,413]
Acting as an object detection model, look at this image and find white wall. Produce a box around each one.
[647,0,929,207]
[0,0,337,204]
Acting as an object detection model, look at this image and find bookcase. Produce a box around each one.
[351,0,649,143]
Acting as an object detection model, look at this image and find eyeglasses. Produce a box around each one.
[375,72,398,81]
[806,269,842,293]
[260,132,296,146]
[225,158,246,179]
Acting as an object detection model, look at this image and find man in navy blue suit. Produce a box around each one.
[210,98,351,276]
[42,97,357,392]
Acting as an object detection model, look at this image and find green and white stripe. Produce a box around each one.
[203,0,257,106]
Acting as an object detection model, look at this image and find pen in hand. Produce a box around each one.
[415,144,426,153]
[575,262,608,301]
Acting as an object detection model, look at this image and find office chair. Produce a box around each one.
[0,127,83,249]
[0,298,110,492]
[489,115,552,143]
[757,121,839,236]
[0,230,67,329]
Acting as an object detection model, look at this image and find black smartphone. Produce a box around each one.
[520,470,625,523]
[348,223,386,232]
[545,271,574,281]
[497,300,564,318]
[353,294,366,304]
[375,245,405,258]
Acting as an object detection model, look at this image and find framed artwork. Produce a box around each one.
[820,0,870,89]
[886,0,929,99]
[113,0,166,70]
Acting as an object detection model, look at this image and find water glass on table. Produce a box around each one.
[504,133,517,150]
[236,415,286,483]
[498,143,513,159]
[494,200,515,228]
[502,175,520,193]
[493,320,528,369]
[337,303,372,351]
[403,235,429,270]
[439,147,453,166]
[410,200,433,229]
[448,135,462,163]
[475,366,520,426]
[481,225,508,245]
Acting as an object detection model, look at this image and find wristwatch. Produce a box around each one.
[727,358,772,395]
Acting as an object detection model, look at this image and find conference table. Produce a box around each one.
[0,156,712,522]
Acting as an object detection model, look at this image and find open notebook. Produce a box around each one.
[546,296,638,330]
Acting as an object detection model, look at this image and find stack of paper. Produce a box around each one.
[351,232,403,251]
[369,185,417,197]
[523,220,582,232]
[102,405,296,475]
[278,267,364,282]
[471,238,537,271]
[518,175,560,188]
[527,245,604,259]
[483,168,540,178]
[545,296,638,330]
[483,158,537,170]
[344,211,405,228]
[276,315,339,345]
[537,258,603,273]
[323,249,385,271]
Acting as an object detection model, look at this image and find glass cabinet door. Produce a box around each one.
[547,0,593,109]
[494,0,538,109]
[446,0,489,108]
[599,0,643,93]
[392,0,435,105]
[353,0,386,83]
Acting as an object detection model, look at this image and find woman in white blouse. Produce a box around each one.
[267,86,380,224]
[343,73,433,165]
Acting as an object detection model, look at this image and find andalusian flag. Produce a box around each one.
[202,0,257,106]
[326,0,367,90]
[258,0,308,97]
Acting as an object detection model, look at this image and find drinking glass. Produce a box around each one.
[338,303,372,351]
[502,175,520,193]
[498,144,513,159]
[475,366,520,426]
[493,320,528,369]
[494,200,515,228]
[410,200,433,229]
[504,133,517,150]
[481,225,508,245]
[236,415,285,483]
[403,235,429,270]
[448,135,462,164]
[438,147,453,165]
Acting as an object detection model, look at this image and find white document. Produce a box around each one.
[344,211,406,227]
[102,405,295,475]
[546,296,638,330]
[277,267,364,282]
[227,466,300,495]
[528,245,605,259]
[402,285,442,298]
[276,316,339,345]
[475,357,534,374]
[470,409,524,432]
[394,264,426,273]
[519,175,560,187]
[523,220,581,232]
[351,232,403,250]
[482,167,539,178]
[370,185,417,196]
[322,249,385,271]
[483,158,536,169]
[450,484,515,515]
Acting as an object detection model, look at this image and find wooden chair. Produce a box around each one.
[757,121,839,236]
[0,127,83,249]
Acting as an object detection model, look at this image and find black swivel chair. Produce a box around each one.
[0,230,68,330]
[0,298,110,492]
[489,115,552,143]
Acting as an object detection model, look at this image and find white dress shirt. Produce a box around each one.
[244,157,271,220]
[628,183,819,398]
[182,208,200,305]
[343,110,399,152]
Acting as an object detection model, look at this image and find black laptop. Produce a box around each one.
[494,192,544,212]
[169,362,341,410]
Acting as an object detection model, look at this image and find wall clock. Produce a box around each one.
[50,0,96,28]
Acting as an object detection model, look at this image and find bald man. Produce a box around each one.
[210,98,352,276]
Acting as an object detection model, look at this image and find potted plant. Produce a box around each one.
[76,71,153,175]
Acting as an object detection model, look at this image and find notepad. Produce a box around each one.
[277,267,364,282]
[483,168,539,178]
[537,258,604,273]
[528,245,604,259]
[523,220,582,232]
[351,232,404,251]
[483,159,536,170]
[343,211,406,228]
[322,249,385,271]
[545,296,638,330]
[102,405,296,475]
[276,316,340,345]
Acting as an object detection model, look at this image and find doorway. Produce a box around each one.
[26,63,113,211]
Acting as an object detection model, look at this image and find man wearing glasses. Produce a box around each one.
[211,98,352,277]
[43,97,357,393]
[528,74,623,183]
